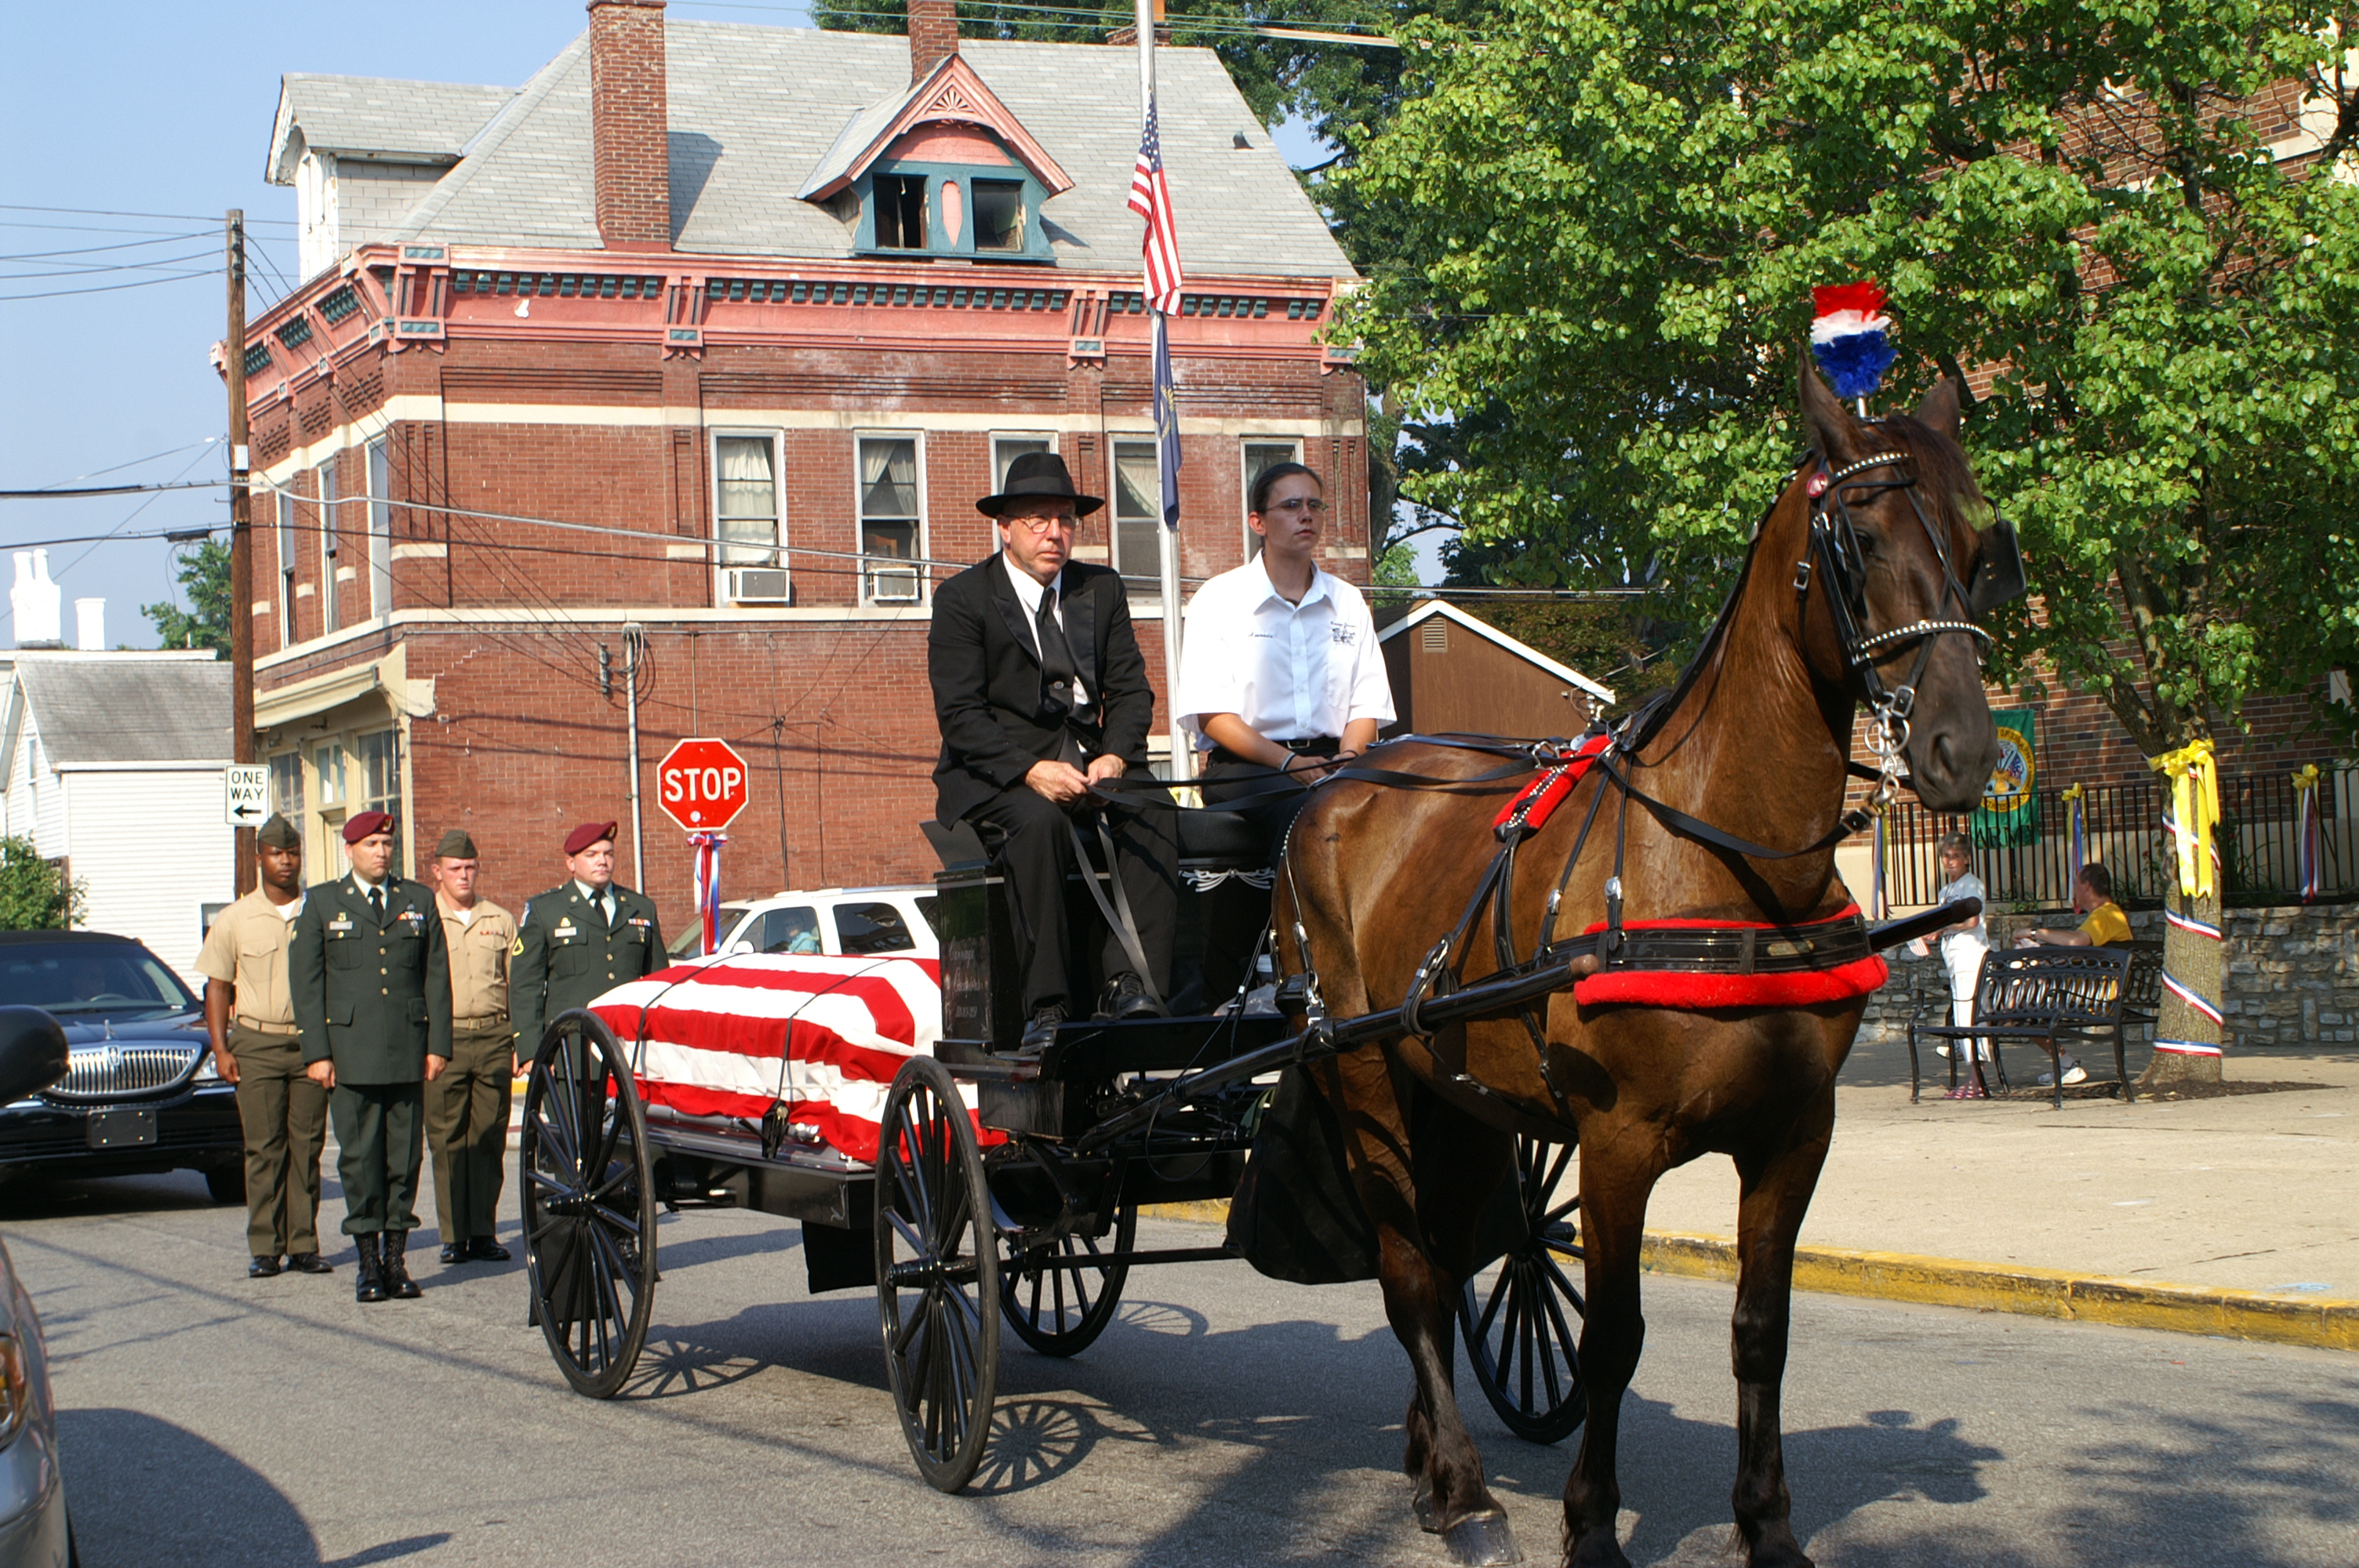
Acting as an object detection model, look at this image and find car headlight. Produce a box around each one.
[194,1052,221,1081]
[0,1334,26,1449]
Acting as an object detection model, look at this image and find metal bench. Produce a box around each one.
[1907,945,2139,1109]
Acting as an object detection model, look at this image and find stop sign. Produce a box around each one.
[656,738,751,832]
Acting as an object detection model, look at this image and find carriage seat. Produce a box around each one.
[922,808,1271,875]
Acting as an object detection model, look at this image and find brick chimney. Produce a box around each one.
[587,0,671,250]
[909,0,958,83]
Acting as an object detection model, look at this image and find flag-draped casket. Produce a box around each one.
[587,954,957,1163]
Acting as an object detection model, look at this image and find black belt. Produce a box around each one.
[1209,735,1339,768]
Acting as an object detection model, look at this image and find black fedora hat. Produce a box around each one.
[977,451,1103,517]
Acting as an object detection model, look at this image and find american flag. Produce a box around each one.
[1128,100,1185,315]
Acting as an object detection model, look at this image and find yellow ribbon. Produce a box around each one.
[2059,782,2085,805]
[2294,762,2322,801]
[2150,739,2219,898]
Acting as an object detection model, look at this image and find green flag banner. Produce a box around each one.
[1972,708,2038,848]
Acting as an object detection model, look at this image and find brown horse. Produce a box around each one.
[1275,363,2005,1567]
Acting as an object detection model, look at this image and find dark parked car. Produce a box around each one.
[0,931,243,1199]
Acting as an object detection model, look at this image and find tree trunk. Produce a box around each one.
[2136,874,2226,1089]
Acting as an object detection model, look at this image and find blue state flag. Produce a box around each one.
[1153,311,1180,529]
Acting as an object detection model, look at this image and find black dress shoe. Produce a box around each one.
[1020,1004,1067,1051]
[248,1254,282,1279]
[285,1251,333,1274]
[467,1237,512,1262]
[1103,971,1167,1021]
[438,1243,466,1265]
[383,1232,423,1300]
[354,1234,387,1304]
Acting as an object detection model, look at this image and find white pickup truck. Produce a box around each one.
[667,885,940,962]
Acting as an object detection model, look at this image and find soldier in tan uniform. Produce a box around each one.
[197,814,333,1279]
[424,829,520,1265]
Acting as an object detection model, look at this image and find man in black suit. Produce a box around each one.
[930,452,1180,1044]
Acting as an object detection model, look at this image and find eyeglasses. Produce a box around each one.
[1264,497,1325,516]
[1003,513,1077,534]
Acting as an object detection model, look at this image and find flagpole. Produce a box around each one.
[1136,0,1191,784]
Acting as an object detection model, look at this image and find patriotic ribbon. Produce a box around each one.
[2061,782,2087,882]
[1810,281,1896,401]
[2154,1037,2224,1058]
[2156,900,2226,1055]
[2151,739,2219,898]
[2294,764,2324,904]
[2165,908,2224,942]
[690,830,728,956]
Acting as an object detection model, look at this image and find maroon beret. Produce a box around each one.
[342,810,394,845]
[564,821,619,857]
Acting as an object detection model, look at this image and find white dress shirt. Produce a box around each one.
[1175,558,1395,749]
[1000,552,1090,709]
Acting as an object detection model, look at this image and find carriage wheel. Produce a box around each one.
[519,1009,658,1399]
[1000,1203,1136,1357]
[1458,1134,1587,1443]
[874,1056,1001,1493]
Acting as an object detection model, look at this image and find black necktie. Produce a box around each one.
[590,889,608,927]
[1034,587,1079,717]
[368,885,384,924]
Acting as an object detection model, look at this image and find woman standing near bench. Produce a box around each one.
[1912,833,1992,1098]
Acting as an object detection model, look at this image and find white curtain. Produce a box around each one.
[717,437,777,562]
[861,438,918,521]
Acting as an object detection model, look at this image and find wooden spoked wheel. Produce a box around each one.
[1458,1134,1587,1443]
[874,1056,1001,1493]
[520,1009,658,1399]
[1000,1203,1136,1357]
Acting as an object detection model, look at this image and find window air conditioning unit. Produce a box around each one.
[866,563,921,604]
[727,568,791,604]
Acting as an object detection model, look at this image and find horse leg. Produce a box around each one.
[1727,1120,1834,1568]
[1561,1145,1656,1568]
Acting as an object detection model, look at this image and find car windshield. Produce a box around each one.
[1,941,197,1017]
[671,906,754,958]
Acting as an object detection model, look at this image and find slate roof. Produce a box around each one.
[288,22,1354,278]
[269,75,517,182]
[14,659,233,768]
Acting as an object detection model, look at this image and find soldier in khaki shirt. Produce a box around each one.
[196,814,333,1279]
[425,829,521,1265]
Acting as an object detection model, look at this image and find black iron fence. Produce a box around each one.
[1880,764,2354,909]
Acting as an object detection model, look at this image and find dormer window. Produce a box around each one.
[972,181,1024,252]
[875,175,929,250]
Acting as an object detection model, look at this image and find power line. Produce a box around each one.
[0,249,225,281]
[0,269,221,303]
[0,231,219,263]
[0,203,297,227]
[0,481,221,499]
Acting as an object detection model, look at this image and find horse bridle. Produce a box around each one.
[1799,447,2026,806]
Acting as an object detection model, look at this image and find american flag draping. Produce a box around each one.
[1128,100,1185,315]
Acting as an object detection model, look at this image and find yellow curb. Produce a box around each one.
[1640,1231,2359,1353]
[1138,1203,2359,1352]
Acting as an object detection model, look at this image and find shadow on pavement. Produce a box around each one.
[0,1171,231,1221]
[58,1407,449,1567]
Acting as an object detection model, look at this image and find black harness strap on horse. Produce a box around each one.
[1065,818,1165,1011]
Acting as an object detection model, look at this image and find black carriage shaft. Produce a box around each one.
[1008,1243,1237,1272]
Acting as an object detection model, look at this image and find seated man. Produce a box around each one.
[929,452,1180,1046]
[2013,860,2132,1087]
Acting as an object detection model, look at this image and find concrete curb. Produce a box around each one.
[1140,1203,2359,1352]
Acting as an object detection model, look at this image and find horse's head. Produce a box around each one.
[1797,358,2017,813]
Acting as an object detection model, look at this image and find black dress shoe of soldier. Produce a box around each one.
[248,1254,282,1279]
[438,1242,465,1265]
[467,1237,512,1262]
[1104,971,1167,1021]
[354,1235,388,1304]
[383,1232,423,1300]
[1020,1004,1067,1051]
[285,1251,333,1274]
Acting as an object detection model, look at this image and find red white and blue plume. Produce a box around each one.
[1810,281,1895,401]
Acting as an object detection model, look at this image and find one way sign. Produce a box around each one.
[223,764,270,829]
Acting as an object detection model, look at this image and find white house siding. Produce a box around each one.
[5,719,70,858]
[62,770,234,979]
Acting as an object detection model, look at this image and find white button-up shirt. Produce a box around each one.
[1176,558,1395,749]
[1000,552,1090,709]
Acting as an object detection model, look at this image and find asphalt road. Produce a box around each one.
[7,1171,2357,1568]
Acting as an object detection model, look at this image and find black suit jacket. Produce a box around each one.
[930,555,1157,824]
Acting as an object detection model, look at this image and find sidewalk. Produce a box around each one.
[1642,1031,2359,1346]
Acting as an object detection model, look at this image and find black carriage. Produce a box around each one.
[519,811,1590,1490]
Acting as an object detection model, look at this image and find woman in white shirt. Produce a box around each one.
[1910,832,1991,1098]
[1173,462,1397,861]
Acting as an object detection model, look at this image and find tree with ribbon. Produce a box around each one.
[1341,0,2359,1085]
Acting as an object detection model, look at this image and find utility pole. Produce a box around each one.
[226,211,256,896]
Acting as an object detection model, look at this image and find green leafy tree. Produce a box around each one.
[1344,0,2359,1080]
[0,836,83,930]
[142,539,231,658]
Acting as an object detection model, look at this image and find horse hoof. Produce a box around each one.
[1412,1480,1440,1534]
[1442,1508,1523,1566]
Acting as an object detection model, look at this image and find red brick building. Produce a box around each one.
[238,1,1365,927]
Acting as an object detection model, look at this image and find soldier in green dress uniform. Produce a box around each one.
[508,821,667,1062]
[289,810,452,1304]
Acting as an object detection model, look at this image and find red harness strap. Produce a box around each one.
[1491,733,1615,836]
[1570,905,1889,1008]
